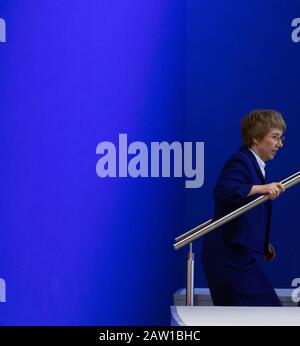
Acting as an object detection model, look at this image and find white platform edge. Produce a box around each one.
[171,306,300,326]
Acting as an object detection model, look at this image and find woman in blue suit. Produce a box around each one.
[201,109,286,306]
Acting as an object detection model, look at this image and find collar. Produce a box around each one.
[248,148,266,178]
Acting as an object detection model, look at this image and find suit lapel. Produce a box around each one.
[239,146,266,183]
[252,158,266,183]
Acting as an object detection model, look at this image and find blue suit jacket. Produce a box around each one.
[203,146,272,254]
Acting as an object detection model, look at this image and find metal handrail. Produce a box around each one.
[174,171,300,250]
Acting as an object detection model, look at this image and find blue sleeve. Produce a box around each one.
[213,157,253,206]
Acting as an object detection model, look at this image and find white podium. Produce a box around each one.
[171,306,300,326]
[171,288,299,326]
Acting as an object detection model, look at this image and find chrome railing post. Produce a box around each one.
[186,243,194,306]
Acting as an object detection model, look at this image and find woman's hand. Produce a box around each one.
[248,182,285,200]
[263,243,276,261]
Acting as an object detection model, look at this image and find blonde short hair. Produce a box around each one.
[241,109,287,147]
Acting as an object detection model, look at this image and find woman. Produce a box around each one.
[201,109,286,306]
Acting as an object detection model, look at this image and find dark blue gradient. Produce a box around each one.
[186,0,300,289]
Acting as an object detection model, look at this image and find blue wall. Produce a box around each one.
[0,0,299,325]
[0,0,186,325]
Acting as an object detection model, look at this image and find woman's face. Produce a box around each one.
[252,128,284,162]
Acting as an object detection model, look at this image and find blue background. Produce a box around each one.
[0,0,299,325]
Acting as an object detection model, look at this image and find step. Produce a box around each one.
[174,288,297,307]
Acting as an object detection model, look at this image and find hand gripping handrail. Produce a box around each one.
[174,171,300,306]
